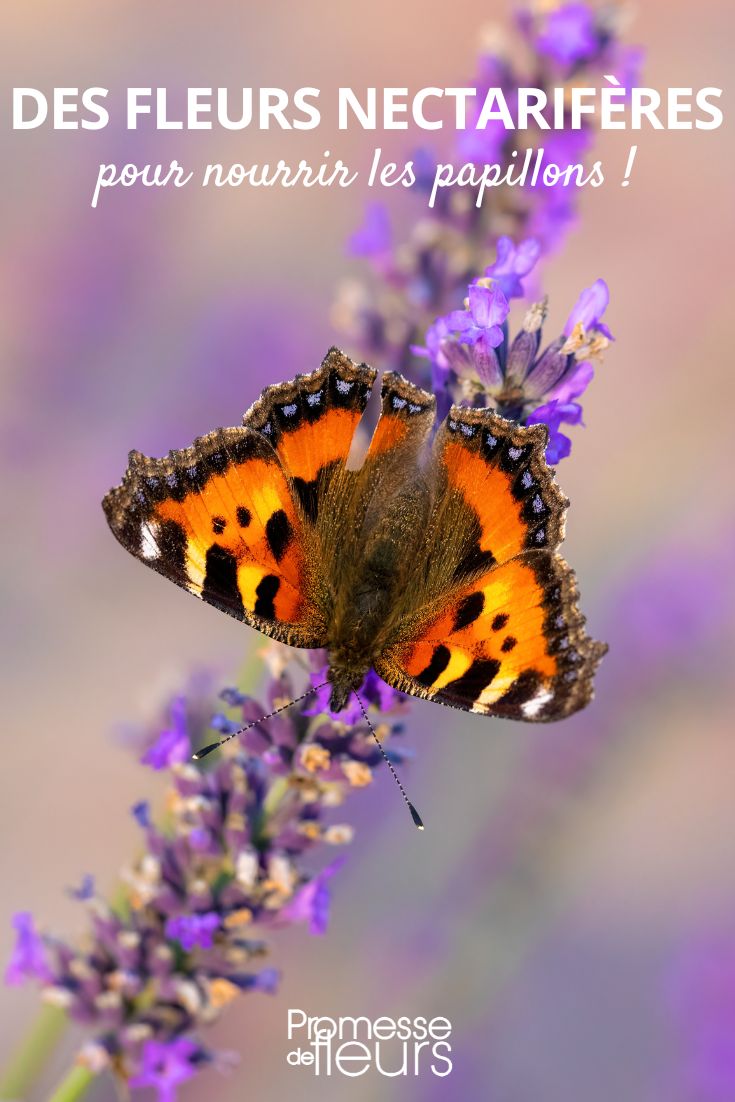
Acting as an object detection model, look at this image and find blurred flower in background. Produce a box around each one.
[5,649,411,1097]
[666,923,735,1102]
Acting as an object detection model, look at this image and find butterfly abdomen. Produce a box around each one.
[326,480,430,710]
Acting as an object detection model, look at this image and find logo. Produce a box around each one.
[286,1009,453,1078]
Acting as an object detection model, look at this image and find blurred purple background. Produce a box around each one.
[1,1,734,1099]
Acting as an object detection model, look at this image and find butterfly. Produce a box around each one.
[103,347,606,727]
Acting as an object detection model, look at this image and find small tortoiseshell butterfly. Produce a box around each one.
[103,348,606,730]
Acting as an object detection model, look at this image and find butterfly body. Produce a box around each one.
[103,348,606,722]
[325,479,432,709]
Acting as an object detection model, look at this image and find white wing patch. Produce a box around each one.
[521,688,554,719]
[139,520,161,561]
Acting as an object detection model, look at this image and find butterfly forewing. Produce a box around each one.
[242,347,376,526]
[102,348,379,650]
[102,425,327,646]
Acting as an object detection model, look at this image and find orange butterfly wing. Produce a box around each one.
[376,406,606,720]
[243,347,375,523]
[102,349,375,647]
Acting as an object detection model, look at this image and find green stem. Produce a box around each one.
[253,775,291,849]
[48,1064,96,1102]
[0,1004,68,1100]
[262,775,289,820]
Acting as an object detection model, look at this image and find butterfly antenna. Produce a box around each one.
[192,682,328,761]
[354,691,424,831]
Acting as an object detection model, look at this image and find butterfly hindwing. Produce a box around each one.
[377,549,606,721]
[102,425,326,647]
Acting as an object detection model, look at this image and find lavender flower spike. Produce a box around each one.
[5,650,413,1098]
[334,2,638,382]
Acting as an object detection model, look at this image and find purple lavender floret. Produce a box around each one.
[131,799,151,828]
[140,696,190,770]
[485,237,541,300]
[165,913,221,952]
[129,1038,200,1102]
[304,665,407,724]
[526,401,577,463]
[450,282,510,349]
[281,856,347,936]
[516,0,631,76]
[535,2,598,67]
[564,277,613,340]
[5,912,52,985]
[68,874,96,902]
